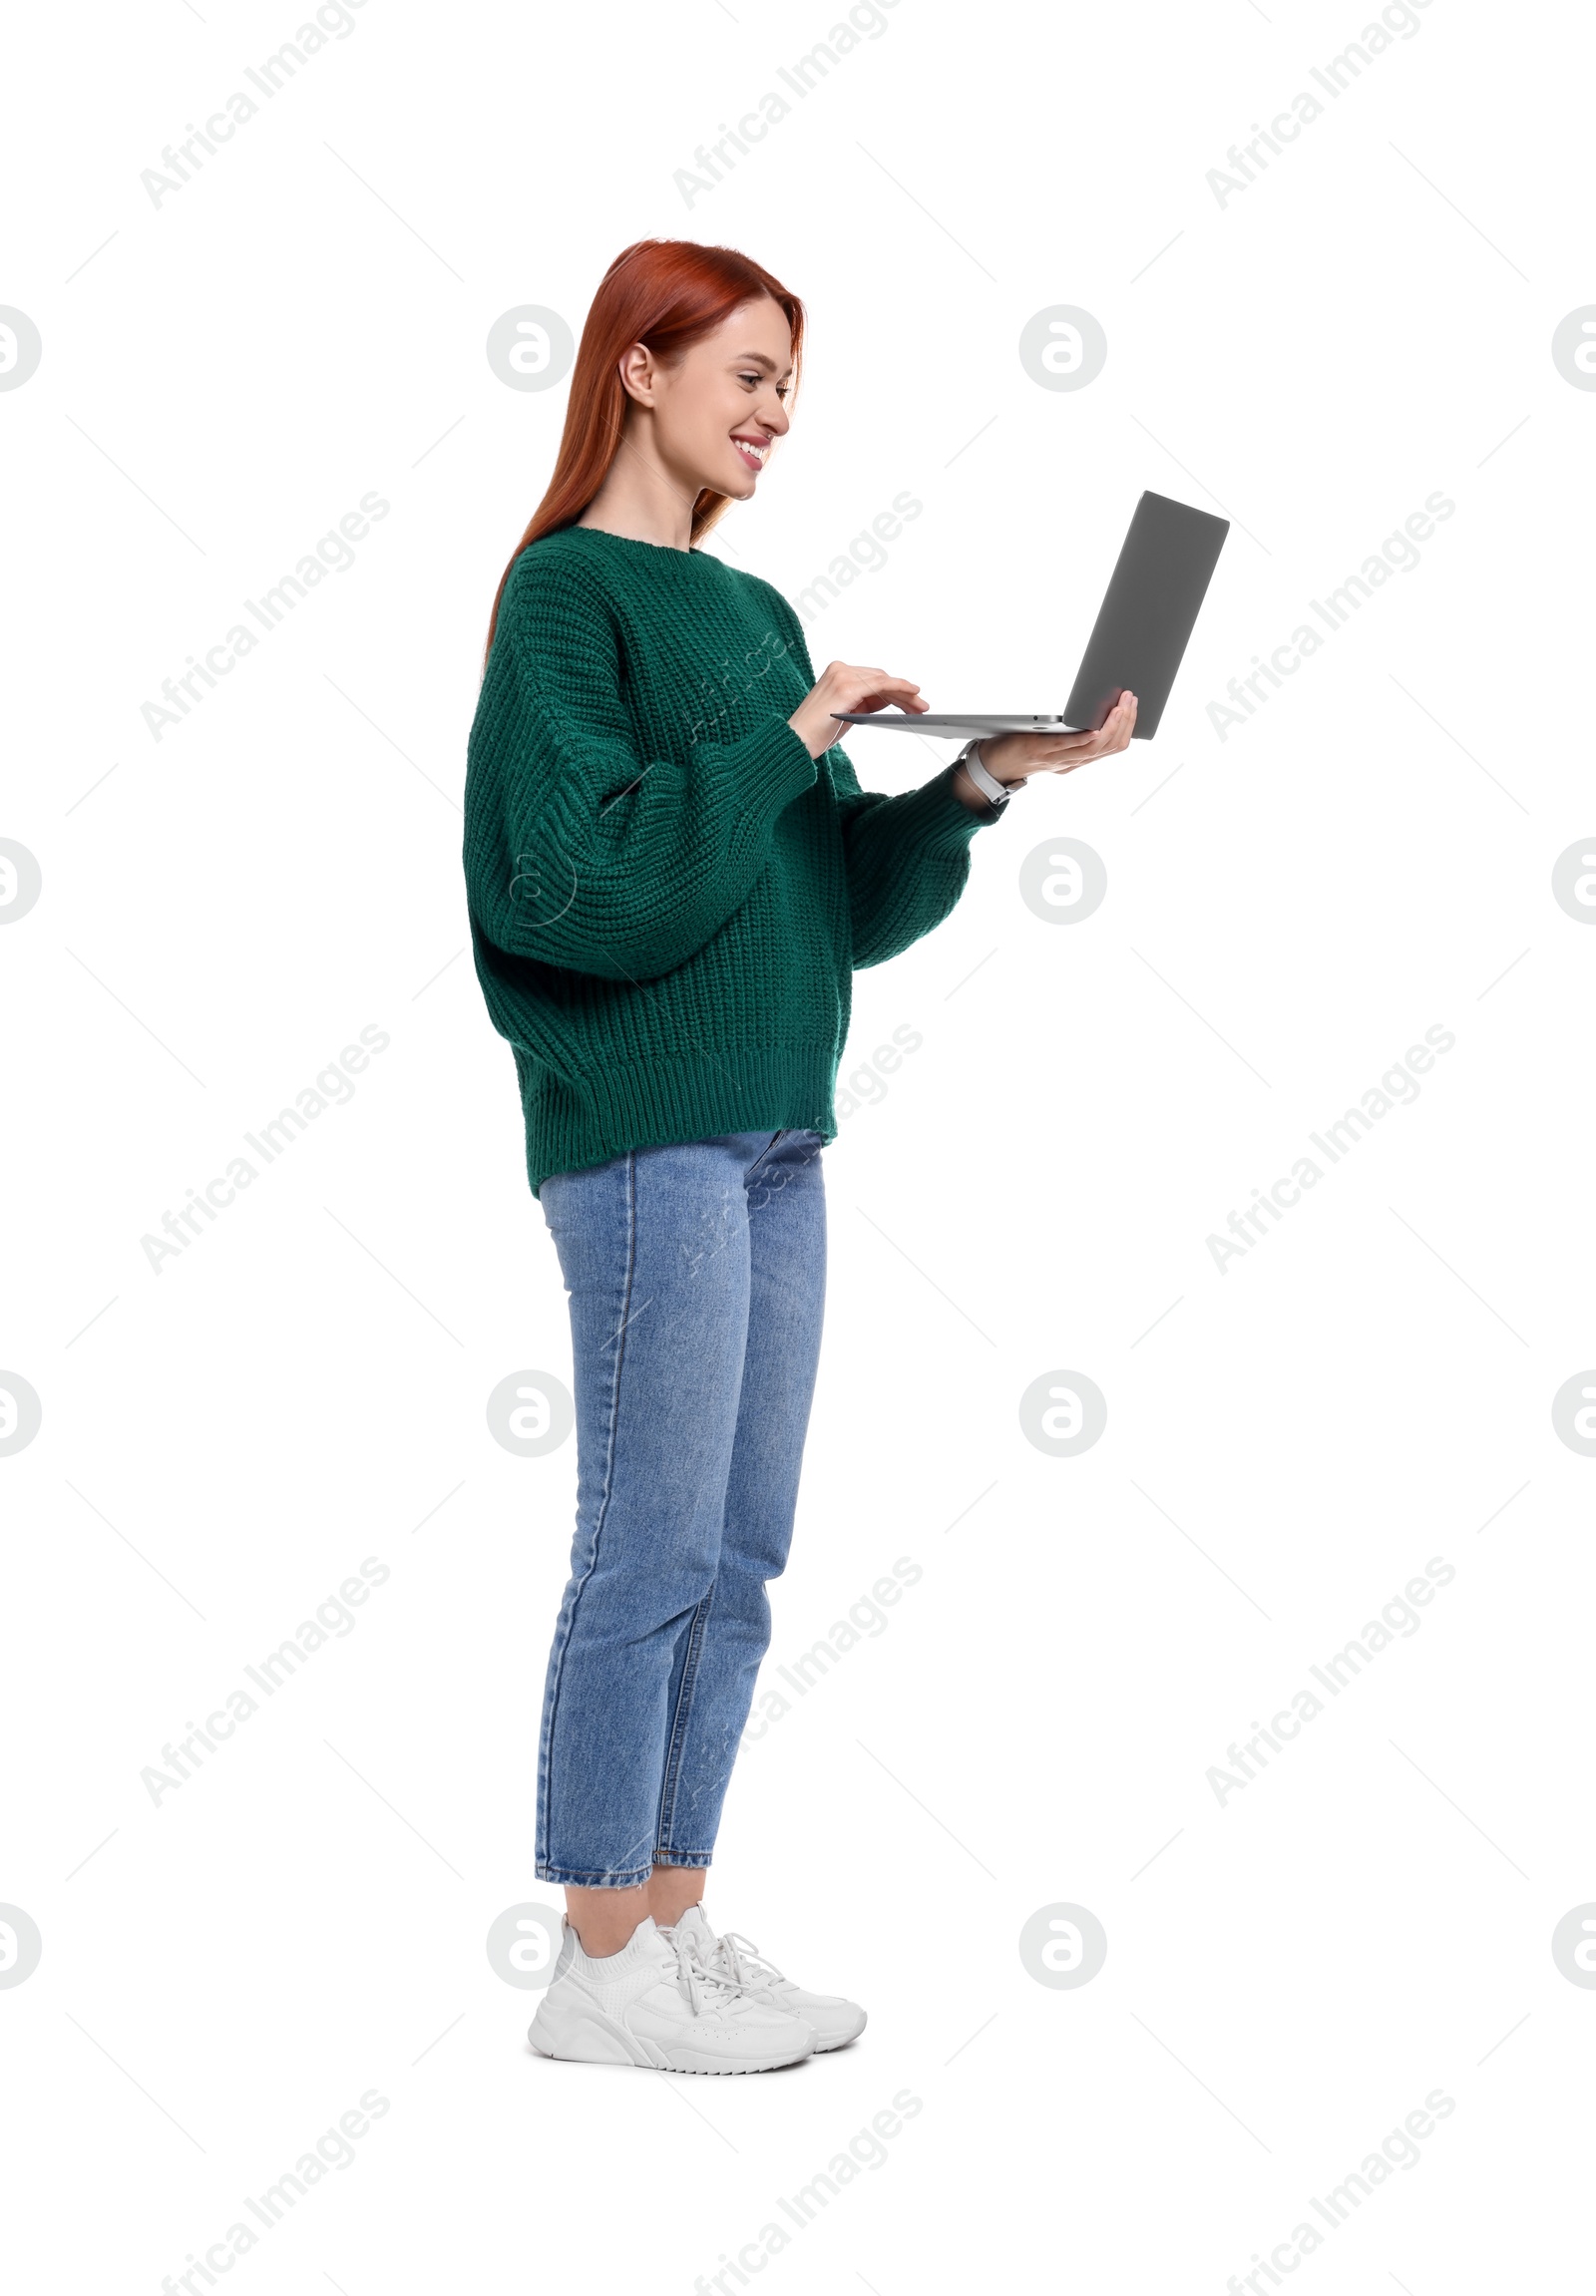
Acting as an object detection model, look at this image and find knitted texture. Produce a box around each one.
[462,524,1000,1197]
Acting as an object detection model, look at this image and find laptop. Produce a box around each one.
[831,489,1229,742]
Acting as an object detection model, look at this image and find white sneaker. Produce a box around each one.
[528,1913,816,2075]
[662,1904,867,2054]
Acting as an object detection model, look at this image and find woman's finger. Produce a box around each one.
[851,695,927,716]
[847,670,920,698]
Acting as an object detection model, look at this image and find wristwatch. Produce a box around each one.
[954,739,1022,817]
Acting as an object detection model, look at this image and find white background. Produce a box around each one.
[4,0,1594,2288]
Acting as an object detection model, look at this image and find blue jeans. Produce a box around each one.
[535,1128,828,1887]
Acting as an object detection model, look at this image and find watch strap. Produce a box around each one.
[958,740,1018,812]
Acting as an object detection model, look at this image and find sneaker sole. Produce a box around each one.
[810,2009,868,2053]
[528,2003,813,2076]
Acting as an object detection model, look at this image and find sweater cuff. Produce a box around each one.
[889,758,1007,855]
[715,714,820,823]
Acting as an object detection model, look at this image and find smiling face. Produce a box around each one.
[623,294,794,505]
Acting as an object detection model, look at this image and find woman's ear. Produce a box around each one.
[616,341,657,408]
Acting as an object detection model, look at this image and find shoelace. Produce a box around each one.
[660,1924,755,2020]
[702,1929,788,1994]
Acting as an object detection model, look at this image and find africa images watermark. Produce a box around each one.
[793,491,924,622]
[506,625,795,929]
[691,2088,924,2292]
[1206,492,1454,742]
[159,2088,390,2293]
[1206,1555,1456,1808]
[141,492,390,743]
[140,0,380,208]
[140,1024,391,1274]
[1223,2087,1456,2292]
[1204,0,1440,209]
[672,0,903,205]
[742,1555,923,1744]
[835,1021,924,1119]
[141,1557,391,1806]
[683,626,790,748]
[1206,1023,1455,1273]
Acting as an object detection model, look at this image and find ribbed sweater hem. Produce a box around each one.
[519,1039,842,1198]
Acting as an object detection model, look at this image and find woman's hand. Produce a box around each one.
[978,691,1138,786]
[789,661,928,760]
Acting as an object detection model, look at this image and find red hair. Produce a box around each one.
[482,238,805,668]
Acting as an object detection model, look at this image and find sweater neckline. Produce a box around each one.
[566,523,717,562]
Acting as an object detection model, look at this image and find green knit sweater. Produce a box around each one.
[462,523,1000,1197]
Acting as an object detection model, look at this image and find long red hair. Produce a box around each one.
[482,238,805,669]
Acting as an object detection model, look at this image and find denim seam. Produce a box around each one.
[535,1858,655,1889]
[535,1147,639,1878]
[655,1584,715,1857]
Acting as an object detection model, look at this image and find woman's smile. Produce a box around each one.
[730,430,771,475]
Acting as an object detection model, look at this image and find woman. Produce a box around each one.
[463,238,1136,2076]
